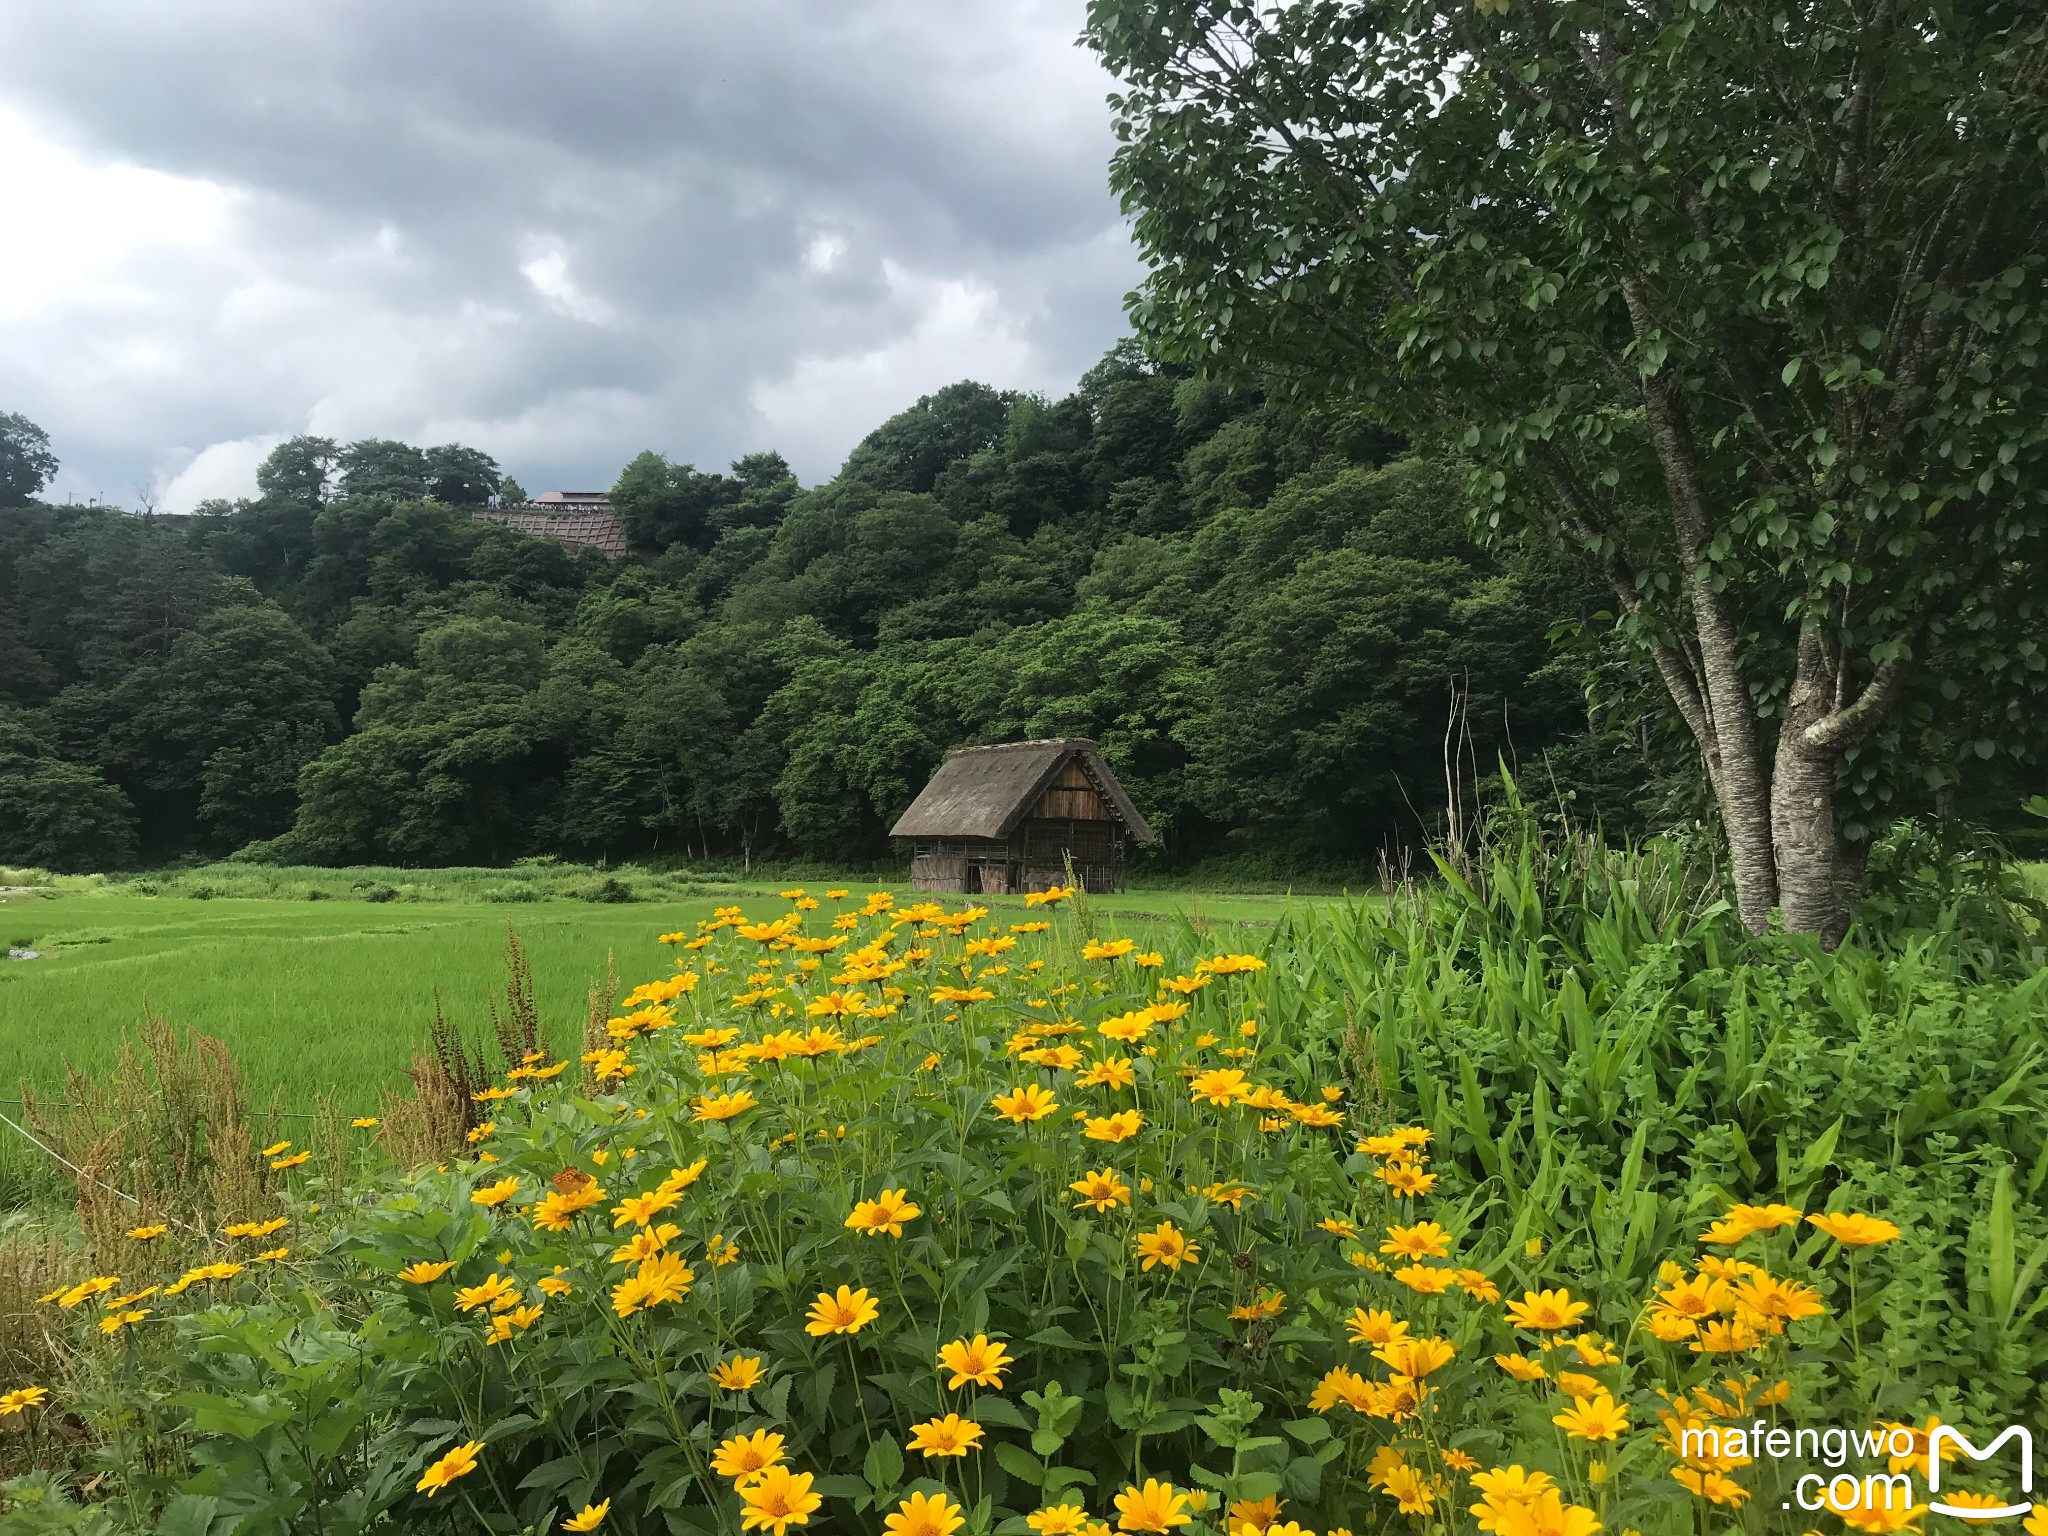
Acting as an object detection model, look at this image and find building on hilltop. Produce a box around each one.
[470,491,629,557]
[889,738,1155,895]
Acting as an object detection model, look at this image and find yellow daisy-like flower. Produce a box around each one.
[1133,1221,1200,1272]
[712,1355,765,1391]
[692,1090,758,1122]
[1553,1390,1629,1442]
[269,1150,312,1170]
[1188,1069,1251,1106]
[887,1490,966,1536]
[1026,1505,1091,1536]
[712,1428,787,1483]
[1505,1288,1591,1331]
[1114,1479,1192,1533]
[125,1224,168,1241]
[1494,1353,1548,1382]
[1070,1168,1131,1212]
[470,1176,521,1208]
[1380,1221,1452,1259]
[936,1334,1013,1389]
[846,1188,922,1237]
[1345,1307,1410,1346]
[416,1440,484,1497]
[805,1284,880,1336]
[991,1085,1060,1123]
[561,1498,611,1531]
[1806,1211,1901,1246]
[908,1413,984,1457]
[0,1386,51,1416]
[1083,1110,1144,1143]
[737,1465,821,1536]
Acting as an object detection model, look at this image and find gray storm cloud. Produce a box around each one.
[0,0,1139,508]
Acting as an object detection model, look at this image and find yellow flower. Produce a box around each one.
[611,1188,681,1229]
[1380,1221,1452,1259]
[1345,1307,1409,1346]
[1671,1467,1749,1506]
[532,1183,607,1231]
[887,1491,966,1536]
[1202,953,1265,975]
[712,1428,787,1482]
[1555,1370,1602,1398]
[1374,1336,1455,1378]
[712,1355,765,1391]
[1553,1390,1629,1442]
[537,1271,573,1298]
[1374,1161,1436,1196]
[99,1307,150,1335]
[1027,1504,1091,1535]
[1114,1479,1192,1533]
[471,1176,521,1208]
[1083,938,1137,961]
[1084,1110,1144,1143]
[417,1440,484,1497]
[805,1284,880,1336]
[1188,1069,1250,1106]
[846,1188,923,1237]
[260,1140,292,1158]
[908,1413,984,1457]
[1494,1353,1548,1382]
[1133,1221,1200,1272]
[1395,1263,1455,1294]
[256,1246,289,1263]
[1505,1288,1591,1331]
[1806,1211,1900,1246]
[1070,1168,1131,1212]
[992,1085,1061,1123]
[1228,1495,1283,1532]
[269,1150,312,1170]
[692,1090,758,1122]
[222,1215,290,1239]
[737,1465,822,1536]
[124,1224,168,1241]
[0,1386,50,1416]
[1469,1467,1561,1534]
[1319,1216,1357,1239]
[1444,1450,1480,1473]
[350,1116,379,1129]
[705,1232,742,1267]
[937,1334,1014,1389]
[562,1498,611,1531]
[454,1274,517,1313]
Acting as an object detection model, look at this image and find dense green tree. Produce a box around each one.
[4,347,1651,873]
[0,710,136,871]
[0,411,58,507]
[424,444,501,506]
[256,436,339,509]
[610,452,736,552]
[1085,0,2048,939]
[840,382,1018,494]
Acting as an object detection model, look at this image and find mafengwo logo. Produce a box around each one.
[1927,1425,2034,1522]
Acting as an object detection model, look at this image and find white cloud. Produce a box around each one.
[519,247,617,326]
[751,260,1052,474]
[0,1,1142,506]
[0,106,234,325]
[158,434,282,511]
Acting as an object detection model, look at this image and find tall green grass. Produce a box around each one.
[1240,825,2048,1422]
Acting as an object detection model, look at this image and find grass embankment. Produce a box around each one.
[0,869,1331,1114]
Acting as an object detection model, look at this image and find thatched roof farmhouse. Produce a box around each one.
[889,738,1154,894]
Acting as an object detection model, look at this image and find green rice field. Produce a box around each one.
[0,867,1331,1114]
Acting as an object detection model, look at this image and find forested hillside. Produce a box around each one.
[0,346,1645,873]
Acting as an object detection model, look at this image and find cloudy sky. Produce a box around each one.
[0,1,1140,510]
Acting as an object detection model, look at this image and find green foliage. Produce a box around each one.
[1,362,1640,872]
[12,853,2043,1531]
[0,711,136,873]
[0,414,58,509]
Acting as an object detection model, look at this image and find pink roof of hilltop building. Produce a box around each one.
[471,492,629,557]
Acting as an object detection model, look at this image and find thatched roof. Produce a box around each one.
[889,738,1156,844]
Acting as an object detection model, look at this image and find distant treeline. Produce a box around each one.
[0,346,1653,873]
